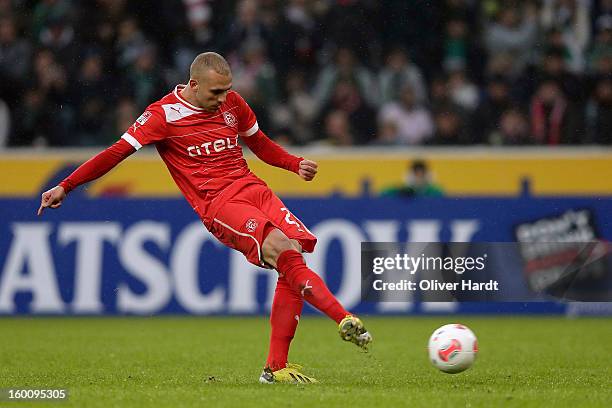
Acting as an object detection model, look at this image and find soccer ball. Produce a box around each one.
[428,323,478,374]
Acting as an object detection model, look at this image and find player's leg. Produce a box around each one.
[262,228,347,323]
[209,193,369,384]
[207,199,319,381]
[253,185,372,350]
[262,229,372,351]
[265,276,303,372]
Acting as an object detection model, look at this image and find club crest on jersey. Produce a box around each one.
[223,111,237,128]
[245,218,258,232]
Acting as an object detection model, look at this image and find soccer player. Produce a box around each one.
[37,52,372,384]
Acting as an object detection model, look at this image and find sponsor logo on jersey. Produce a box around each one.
[162,103,199,122]
[223,111,237,128]
[187,136,240,157]
[245,218,258,232]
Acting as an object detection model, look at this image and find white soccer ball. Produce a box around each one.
[428,323,478,374]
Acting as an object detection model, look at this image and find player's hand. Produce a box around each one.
[37,185,67,216]
[298,159,318,181]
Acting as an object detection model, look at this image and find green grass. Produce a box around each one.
[0,316,610,407]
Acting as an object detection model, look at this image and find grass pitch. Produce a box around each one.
[0,316,610,407]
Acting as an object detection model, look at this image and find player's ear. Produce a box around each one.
[189,79,198,90]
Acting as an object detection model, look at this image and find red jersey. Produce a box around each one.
[121,85,261,218]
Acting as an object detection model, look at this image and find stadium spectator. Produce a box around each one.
[281,0,319,74]
[428,107,468,145]
[587,21,612,74]
[378,47,427,105]
[429,74,456,112]
[540,0,591,73]
[0,15,30,127]
[372,119,401,146]
[38,16,78,67]
[220,0,273,60]
[0,16,31,89]
[317,0,380,66]
[378,83,434,145]
[183,0,213,46]
[491,107,533,145]
[31,0,73,41]
[443,17,485,81]
[593,0,612,33]
[379,1,442,75]
[317,79,376,145]
[1,1,611,146]
[471,75,515,144]
[318,110,354,147]
[73,52,113,145]
[539,47,584,101]
[586,76,612,144]
[381,159,444,197]
[122,45,166,111]
[14,48,72,146]
[484,3,538,76]
[115,18,148,69]
[485,52,519,82]
[272,69,316,145]
[529,80,584,144]
[313,47,377,110]
[74,1,126,75]
[447,68,480,112]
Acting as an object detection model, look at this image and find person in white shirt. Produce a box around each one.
[378,83,434,145]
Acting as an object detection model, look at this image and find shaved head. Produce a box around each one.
[190,52,231,80]
[182,52,233,112]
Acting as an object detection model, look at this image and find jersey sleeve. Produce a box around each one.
[121,105,167,150]
[232,92,259,137]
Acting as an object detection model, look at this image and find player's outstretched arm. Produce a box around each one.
[37,138,136,216]
[242,129,317,181]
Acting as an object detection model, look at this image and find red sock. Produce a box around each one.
[276,250,349,324]
[266,276,303,371]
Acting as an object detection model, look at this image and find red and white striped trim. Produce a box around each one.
[121,133,142,150]
[239,121,259,137]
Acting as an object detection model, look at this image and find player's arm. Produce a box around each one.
[242,129,318,181]
[37,139,135,216]
[38,106,166,216]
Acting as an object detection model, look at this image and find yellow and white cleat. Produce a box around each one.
[339,315,372,351]
[259,363,318,384]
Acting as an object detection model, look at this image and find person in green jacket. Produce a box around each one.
[381,159,445,197]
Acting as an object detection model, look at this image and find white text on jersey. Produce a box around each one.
[187,136,239,157]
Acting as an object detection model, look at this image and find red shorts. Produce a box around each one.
[205,182,317,267]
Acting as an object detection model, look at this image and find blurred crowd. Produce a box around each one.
[0,0,611,147]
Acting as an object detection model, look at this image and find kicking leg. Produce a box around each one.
[263,228,349,323]
[262,229,372,350]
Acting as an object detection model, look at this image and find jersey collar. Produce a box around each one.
[174,84,206,111]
